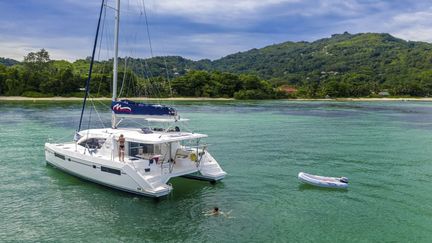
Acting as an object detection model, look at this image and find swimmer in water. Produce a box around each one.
[204,207,219,216]
[204,207,234,218]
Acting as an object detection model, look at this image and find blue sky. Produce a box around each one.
[1,0,432,61]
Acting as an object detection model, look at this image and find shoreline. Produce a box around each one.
[294,97,432,101]
[0,96,235,101]
[1,96,432,102]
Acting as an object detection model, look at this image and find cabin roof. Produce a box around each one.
[78,128,207,144]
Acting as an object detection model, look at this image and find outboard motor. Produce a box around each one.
[339,177,349,183]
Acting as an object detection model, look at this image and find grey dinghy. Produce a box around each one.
[298,172,348,189]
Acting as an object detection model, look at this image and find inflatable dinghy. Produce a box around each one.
[298,172,348,189]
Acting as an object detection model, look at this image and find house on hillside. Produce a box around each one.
[378,90,390,96]
[278,85,298,94]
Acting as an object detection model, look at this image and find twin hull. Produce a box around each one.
[45,143,225,197]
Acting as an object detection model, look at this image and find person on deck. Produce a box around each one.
[118,134,125,162]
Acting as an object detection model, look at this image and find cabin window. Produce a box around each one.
[129,142,160,157]
[78,138,106,149]
[54,153,65,160]
[101,166,121,175]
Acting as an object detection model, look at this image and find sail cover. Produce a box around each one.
[111,99,177,117]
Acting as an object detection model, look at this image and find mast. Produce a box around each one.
[77,0,105,133]
[112,0,120,129]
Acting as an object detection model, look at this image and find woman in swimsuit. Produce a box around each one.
[118,134,125,162]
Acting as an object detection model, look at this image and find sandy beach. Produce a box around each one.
[296,97,432,101]
[0,96,235,101]
[1,96,432,102]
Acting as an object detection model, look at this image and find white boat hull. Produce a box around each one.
[45,143,171,197]
[298,172,348,189]
[45,140,226,197]
[43,0,228,198]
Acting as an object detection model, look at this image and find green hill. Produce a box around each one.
[0,57,19,66]
[209,32,432,86]
[123,32,432,97]
[2,32,432,98]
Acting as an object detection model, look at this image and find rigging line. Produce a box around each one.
[126,72,130,97]
[118,56,128,98]
[102,11,114,97]
[101,5,113,69]
[105,26,113,70]
[103,2,117,11]
[86,100,94,131]
[121,25,138,98]
[93,97,112,110]
[126,11,153,98]
[96,6,105,62]
[131,3,158,100]
[89,95,106,128]
[127,70,134,97]
[113,0,161,101]
[137,0,144,14]
[141,0,154,58]
[84,105,94,155]
[119,2,143,99]
[141,0,173,103]
[127,117,150,128]
[163,57,173,97]
[140,56,161,100]
[125,4,150,98]
[78,0,105,132]
[55,131,76,143]
[140,0,165,102]
[138,0,173,101]
[179,120,194,133]
[119,7,133,99]
[96,4,108,98]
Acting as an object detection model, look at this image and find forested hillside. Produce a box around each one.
[2,32,432,98]
[0,50,277,99]
[208,32,432,97]
[123,32,432,97]
[0,57,19,67]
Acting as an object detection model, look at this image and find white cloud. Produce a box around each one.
[148,0,300,25]
[2,0,432,61]
[387,9,432,42]
[0,36,92,61]
[146,0,391,23]
[393,11,432,25]
[393,28,432,42]
[148,32,289,60]
[297,4,432,44]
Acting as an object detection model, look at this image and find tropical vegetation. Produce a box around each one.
[2,32,432,99]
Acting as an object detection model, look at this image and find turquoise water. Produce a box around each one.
[1,100,432,242]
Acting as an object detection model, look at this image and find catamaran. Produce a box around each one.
[44,0,226,197]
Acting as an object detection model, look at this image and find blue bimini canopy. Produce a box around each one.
[111,99,177,117]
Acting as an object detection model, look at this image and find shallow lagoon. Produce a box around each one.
[1,100,431,242]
